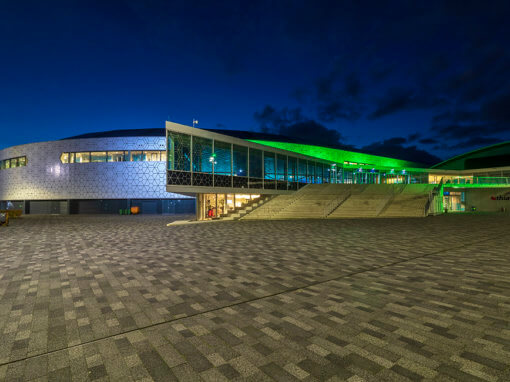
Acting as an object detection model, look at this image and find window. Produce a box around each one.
[91,152,107,162]
[233,145,247,177]
[60,153,69,163]
[107,151,124,162]
[192,137,213,173]
[264,152,276,189]
[75,152,90,163]
[168,132,191,171]
[1,156,28,170]
[298,159,307,183]
[214,141,231,176]
[131,151,143,161]
[214,141,232,187]
[144,151,161,161]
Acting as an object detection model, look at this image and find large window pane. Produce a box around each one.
[277,154,287,190]
[324,164,331,183]
[191,136,213,186]
[233,145,248,188]
[91,152,107,162]
[308,161,315,183]
[75,152,90,163]
[248,148,263,188]
[288,157,297,181]
[107,151,124,162]
[192,137,213,173]
[315,162,323,184]
[214,141,231,176]
[168,132,191,171]
[298,159,307,183]
[214,141,232,187]
[264,152,276,189]
[233,145,247,177]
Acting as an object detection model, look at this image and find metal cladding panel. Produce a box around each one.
[0,137,189,200]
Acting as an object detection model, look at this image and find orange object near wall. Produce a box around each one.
[130,206,140,214]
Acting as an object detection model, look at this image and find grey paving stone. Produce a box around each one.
[0,214,509,381]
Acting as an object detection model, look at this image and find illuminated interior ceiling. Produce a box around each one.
[248,140,429,172]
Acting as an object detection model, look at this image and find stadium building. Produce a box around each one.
[1,121,509,218]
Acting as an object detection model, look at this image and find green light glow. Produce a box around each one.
[446,184,510,188]
[248,140,428,172]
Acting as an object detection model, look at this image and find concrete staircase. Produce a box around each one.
[241,183,438,220]
[219,195,274,221]
[271,184,354,219]
[327,184,401,218]
[240,193,303,220]
[379,184,436,217]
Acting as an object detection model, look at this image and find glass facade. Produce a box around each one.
[60,150,166,164]
[0,156,27,170]
[166,131,334,190]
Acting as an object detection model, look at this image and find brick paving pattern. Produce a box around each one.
[0,214,509,381]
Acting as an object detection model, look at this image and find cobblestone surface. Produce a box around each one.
[0,214,509,381]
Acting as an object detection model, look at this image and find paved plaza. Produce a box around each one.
[0,214,509,381]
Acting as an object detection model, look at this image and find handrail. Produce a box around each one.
[425,177,444,215]
[323,193,350,217]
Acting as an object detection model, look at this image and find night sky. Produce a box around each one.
[2,1,510,165]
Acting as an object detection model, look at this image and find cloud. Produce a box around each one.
[419,138,438,145]
[450,136,502,149]
[362,138,442,165]
[279,121,347,148]
[428,92,510,149]
[407,133,421,142]
[253,105,306,132]
[253,105,351,148]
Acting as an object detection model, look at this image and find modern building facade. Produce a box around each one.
[0,131,194,214]
[165,122,510,218]
[1,121,509,216]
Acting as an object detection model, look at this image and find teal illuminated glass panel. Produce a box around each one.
[288,157,297,182]
[233,145,247,177]
[264,151,276,189]
[192,136,213,173]
[276,155,286,181]
[168,132,191,171]
[298,159,307,183]
[315,163,323,184]
[307,161,315,183]
[214,141,232,176]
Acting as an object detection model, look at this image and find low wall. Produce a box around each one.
[464,188,510,212]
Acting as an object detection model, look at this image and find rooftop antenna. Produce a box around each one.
[192,119,198,128]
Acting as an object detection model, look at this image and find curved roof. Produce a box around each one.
[431,140,510,170]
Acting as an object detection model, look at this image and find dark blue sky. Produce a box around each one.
[1,0,510,164]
